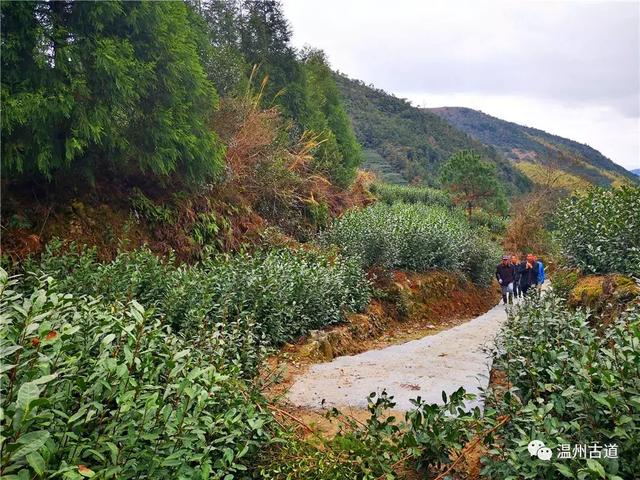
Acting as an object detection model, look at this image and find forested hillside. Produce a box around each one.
[1,0,366,259]
[334,74,532,194]
[431,107,637,188]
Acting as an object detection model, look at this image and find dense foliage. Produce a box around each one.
[193,0,362,186]
[1,1,224,181]
[370,182,506,234]
[439,150,508,216]
[334,73,531,192]
[482,293,640,480]
[25,244,370,348]
[468,209,508,235]
[321,203,501,285]
[0,264,481,480]
[2,0,361,188]
[0,269,274,479]
[554,186,640,276]
[370,182,452,207]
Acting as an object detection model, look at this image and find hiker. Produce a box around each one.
[520,253,539,296]
[496,255,516,304]
[511,255,523,298]
[534,255,545,291]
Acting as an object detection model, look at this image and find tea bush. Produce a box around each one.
[370,183,452,207]
[259,389,482,479]
[554,186,640,276]
[25,243,370,349]
[0,270,274,479]
[468,209,508,234]
[321,203,501,285]
[482,293,640,479]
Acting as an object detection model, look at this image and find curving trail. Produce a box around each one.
[286,303,508,411]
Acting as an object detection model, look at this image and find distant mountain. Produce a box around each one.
[429,107,637,188]
[334,74,531,194]
[632,168,640,176]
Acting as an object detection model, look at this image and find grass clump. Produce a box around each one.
[321,202,501,285]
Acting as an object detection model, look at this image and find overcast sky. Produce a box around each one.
[282,0,640,170]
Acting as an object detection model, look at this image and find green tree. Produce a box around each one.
[238,0,311,124]
[190,0,248,96]
[1,0,225,182]
[192,2,362,186]
[301,49,361,186]
[439,150,508,217]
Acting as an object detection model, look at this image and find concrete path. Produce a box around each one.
[286,303,508,411]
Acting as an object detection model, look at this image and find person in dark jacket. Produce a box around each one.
[496,255,516,304]
[520,253,539,296]
[511,254,522,298]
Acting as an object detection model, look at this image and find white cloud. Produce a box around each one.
[282,0,640,170]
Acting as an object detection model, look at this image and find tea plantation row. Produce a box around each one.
[322,203,501,285]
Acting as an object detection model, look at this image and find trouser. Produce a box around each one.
[501,282,514,304]
[513,282,521,298]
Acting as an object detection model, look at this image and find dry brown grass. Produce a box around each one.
[212,78,373,239]
[503,162,570,256]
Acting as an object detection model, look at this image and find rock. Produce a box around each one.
[569,274,639,313]
[318,339,334,361]
[298,341,321,360]
[299,334,334,362]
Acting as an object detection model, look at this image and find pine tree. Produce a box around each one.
[439,150,508,216]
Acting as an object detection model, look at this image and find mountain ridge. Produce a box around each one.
[334,71,635,190]
[429,107,637,187]
[334,73,531,194]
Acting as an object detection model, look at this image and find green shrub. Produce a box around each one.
[131,189,176,226]
[465,233,502,285]
[25,243,371,348]
[259,389,481,479]
[370,183,452,207]
[468,209,508,234]
[554,186,640,275]
[321,203,501,285]
[0,269,273,479]
[550,267,581,298]
[191,212,230,248]
[199,250,370,344]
